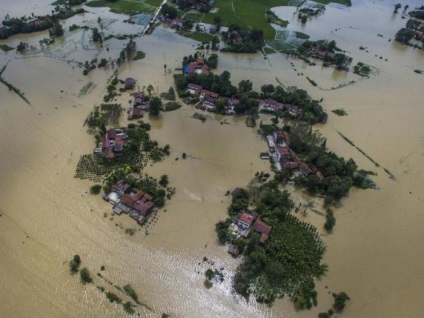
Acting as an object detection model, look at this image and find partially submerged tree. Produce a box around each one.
[149,97,162,116]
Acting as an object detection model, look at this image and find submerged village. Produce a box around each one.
[1,0,424,317]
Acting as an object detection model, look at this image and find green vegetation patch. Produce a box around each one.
[144,0,162,7]
[217,180,326,305]
[353,62,371,76]
[202,0,290,40]
[201,0,350,40]
[0,44,14,52]
[178,30,214,43]
[133,50,146,60]
[123,284,139,303]
[263,47,276,55]
[164,102,182,112]
[86,0,155,14]
[332,108,347,116]
[294,31,310,40]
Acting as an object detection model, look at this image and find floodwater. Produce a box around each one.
[0,0,423,317]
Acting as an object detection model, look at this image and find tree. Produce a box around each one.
[90,184,102,194]
[394,3,401,13]
[324,208,336,232]
[211,36,219,50]
[159,175,169,187]
[238,79,253,94]
[147,84,154,97]
[404,5,409,12]
[213,16,222,26]
[260,84,275,97]
[333,292,350,312]
[69,254,81,273]
[395,28,415,44]
[215,98,226,113]
[149,96,162,116]
[92,27,102,43]
[16,42,27,52]
[80,267,92,284]
[49,22,64,38]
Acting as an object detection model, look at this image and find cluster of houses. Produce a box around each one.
[128,91,150,120]
[103,180,155,224]
[186,83,238,114]
[265,130,324,179]
[185,83,303,117]
[259,98,303,117]
[305,46,352,70]
[94,128,127,159]
[307,46,336,60]
[228,210,272,256]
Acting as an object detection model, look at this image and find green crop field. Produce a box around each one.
[86,0,155,14]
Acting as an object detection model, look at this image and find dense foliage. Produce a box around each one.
[395,28,416,44]
[298,40,350,69]
[221,24,264,53]
[284,123,373,203]
[217,179,326,305]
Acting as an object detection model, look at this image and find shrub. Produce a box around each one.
[90,184,102,194]
[333,292,350,312]
[80,267,92,284]
[106,291,121,303]
[123,301,135,314]
[69,254,81,273]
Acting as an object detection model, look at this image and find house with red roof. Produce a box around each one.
[253,219,272,243]
[259,99,285,112]
[121,189,145,207]
[238,211,256,229]
[187,83,203,94]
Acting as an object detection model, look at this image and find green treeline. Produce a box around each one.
[0,6,84,39]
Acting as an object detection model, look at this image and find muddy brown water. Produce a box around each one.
[1,0,424,317]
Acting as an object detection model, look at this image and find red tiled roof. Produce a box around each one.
[253,219,272,235]
[121,189,144,207]
[200,89,218,99]
[133,200,154,216]
[173,18,186,24]
[143,193,153,202]
[239,212,255,226]
[299,163,313,175]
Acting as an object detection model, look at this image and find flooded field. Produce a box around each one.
[1,0,424,317]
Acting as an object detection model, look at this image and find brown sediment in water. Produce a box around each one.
[1,0,424,317]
